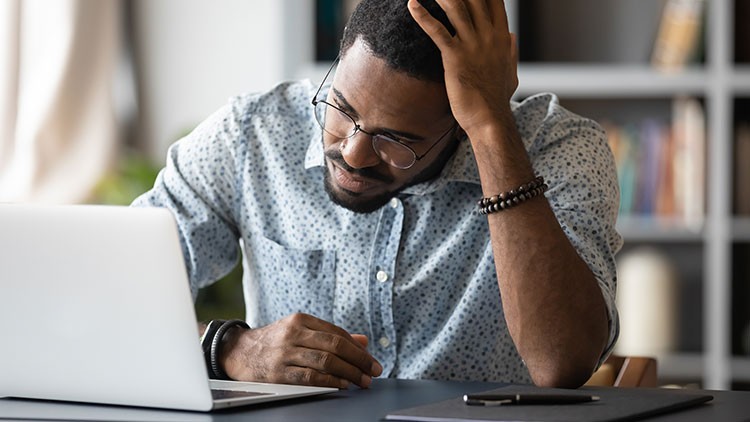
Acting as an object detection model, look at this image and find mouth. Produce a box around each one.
[331,162,383,194]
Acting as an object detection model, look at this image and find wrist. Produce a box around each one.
[462,104,515,148]
[218,324,248,380]
[466,121,536,195]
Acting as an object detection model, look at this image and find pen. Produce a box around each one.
[463,393,600,406]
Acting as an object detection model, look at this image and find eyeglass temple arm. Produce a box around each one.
[312,56,341,105]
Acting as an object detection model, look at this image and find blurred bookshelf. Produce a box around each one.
[285,0,750,390]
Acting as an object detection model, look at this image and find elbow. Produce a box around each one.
[527,358,598,389]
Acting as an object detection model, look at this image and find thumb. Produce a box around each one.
[351,334,369,348]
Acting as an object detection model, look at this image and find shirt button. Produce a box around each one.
[376,270,389,282]
[389,198,399,208]
[378,336,391,348]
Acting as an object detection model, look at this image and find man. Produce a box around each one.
[133,0,621,389]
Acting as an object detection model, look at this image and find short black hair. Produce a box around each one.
[339,0,455,83]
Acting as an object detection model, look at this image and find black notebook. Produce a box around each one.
[385,385,713,422]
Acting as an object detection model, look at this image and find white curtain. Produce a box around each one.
[0,0,121,203]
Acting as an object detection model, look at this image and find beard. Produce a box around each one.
[322,138,459,214]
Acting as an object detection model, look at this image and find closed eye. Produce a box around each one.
[332,99,358,118]
[380,132,419,144]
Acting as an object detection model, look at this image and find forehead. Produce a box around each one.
[333,39,452,129]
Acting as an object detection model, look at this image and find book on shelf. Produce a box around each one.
[672,96,705,229]
[736,124,750,216]
[605,97,705,227]
[651,0,705,72]
[636,120,667,215]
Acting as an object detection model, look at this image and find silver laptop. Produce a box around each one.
[0,204,336,411]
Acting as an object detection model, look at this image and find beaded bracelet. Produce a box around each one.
[478,176,548,215]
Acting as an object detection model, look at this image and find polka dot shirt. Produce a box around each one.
[132,80,622,384]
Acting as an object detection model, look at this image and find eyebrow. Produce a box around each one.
[331,87,427,142]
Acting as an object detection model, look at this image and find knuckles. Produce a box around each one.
[285,312,309,326]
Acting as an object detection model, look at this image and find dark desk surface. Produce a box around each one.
[1,379,750,422]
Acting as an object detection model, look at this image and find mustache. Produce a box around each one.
[324,147,394,184]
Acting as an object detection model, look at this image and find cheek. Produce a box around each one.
[322,132,335,147]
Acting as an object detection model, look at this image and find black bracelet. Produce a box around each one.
[200,319,226,374]
[209,319,250,380]
[478,176,548,215]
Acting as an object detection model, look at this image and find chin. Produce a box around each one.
[323,168,395,214]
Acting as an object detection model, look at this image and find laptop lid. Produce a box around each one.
[0,205,335,411]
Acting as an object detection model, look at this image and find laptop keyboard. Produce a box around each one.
[211,389,273,401]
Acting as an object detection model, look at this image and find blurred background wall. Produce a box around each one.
[130,0,285,161]
[0,0,291,203]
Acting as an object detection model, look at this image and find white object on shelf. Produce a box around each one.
[615,247,679,356]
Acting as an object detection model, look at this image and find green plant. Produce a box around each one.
[91,149,245,321]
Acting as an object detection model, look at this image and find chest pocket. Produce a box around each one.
[244,235,336,325]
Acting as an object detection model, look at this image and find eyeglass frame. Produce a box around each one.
[311,56,457,170]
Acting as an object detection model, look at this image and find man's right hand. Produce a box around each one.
[218,313,383,389]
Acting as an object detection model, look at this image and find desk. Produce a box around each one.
[1,379,749,421]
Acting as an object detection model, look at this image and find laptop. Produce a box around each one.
[0,204,337,411]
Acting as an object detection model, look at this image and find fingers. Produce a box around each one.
[408,0,509,60]
[351,334,369,348]
[285,366,352,390]
[434,0,475,37]
[298,313,368,351]
[294,346,373,388]
[298,316,382,376]
[286,314,383,388]
[487,0,510,33]
[464,0,492,33]
[408,0,454,48]
[410,0,511,50]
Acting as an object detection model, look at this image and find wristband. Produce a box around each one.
[200,319,225,374]
[209,319,250,380]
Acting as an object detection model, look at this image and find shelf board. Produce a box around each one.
[616,216,704,243]
[732,356,750,382]
[657,352,703,381]
[517,65,709,98]
[303,62,712,99]
[732,66,750,95]
[657,354,750,383]
[732,218,750,242]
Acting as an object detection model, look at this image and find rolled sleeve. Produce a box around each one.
[131,103,244,299]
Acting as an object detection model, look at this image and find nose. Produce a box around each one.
[340,132,382,169]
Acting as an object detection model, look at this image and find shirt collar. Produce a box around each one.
[304,129,325,170]
[400,135,480,195]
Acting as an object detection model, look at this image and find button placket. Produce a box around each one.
[367,201,404,376]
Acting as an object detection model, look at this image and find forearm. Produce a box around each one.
[469,113,609,388]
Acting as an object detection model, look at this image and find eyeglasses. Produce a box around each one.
[311,57,456,170]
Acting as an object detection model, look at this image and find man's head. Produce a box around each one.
[339,0,454,83]
[319,0,459,213]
